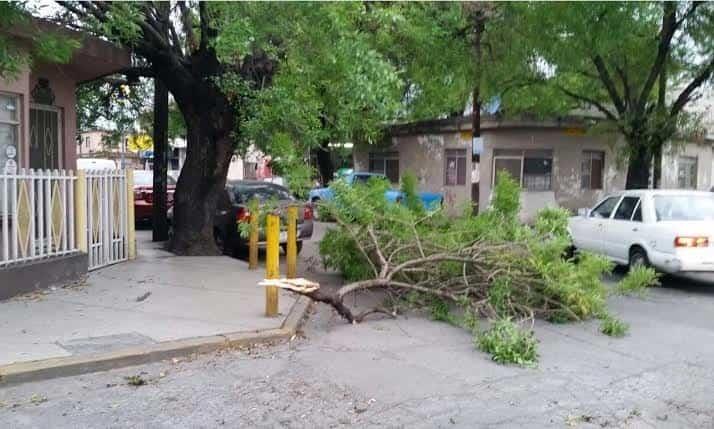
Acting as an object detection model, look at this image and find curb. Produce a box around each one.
[0,296,312,387]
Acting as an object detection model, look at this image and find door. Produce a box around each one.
[29,106,61,170]
[605,196,641,263]
[573,196,621,254]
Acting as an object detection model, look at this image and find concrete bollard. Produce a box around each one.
[265,213,280,317]
[286,205,298,279]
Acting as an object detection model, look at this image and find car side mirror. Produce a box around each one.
[577,208,590,217]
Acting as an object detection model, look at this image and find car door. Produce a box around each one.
[574,196,621,254]
[604,196,641,263]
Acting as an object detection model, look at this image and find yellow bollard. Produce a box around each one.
[74,170,88,253]
[286,206,298,279]
[248,211,259,269]
[265,213,280,317]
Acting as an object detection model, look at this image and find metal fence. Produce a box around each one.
[85,169,129,270]
[0,169,78,267]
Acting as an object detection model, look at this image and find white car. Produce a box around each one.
[568,190,714,283]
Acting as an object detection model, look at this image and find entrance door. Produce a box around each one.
[30,106,61,170]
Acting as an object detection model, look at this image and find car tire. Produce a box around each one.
[214,229,228,255]
[281,241,303,255]
[628,246,650,269]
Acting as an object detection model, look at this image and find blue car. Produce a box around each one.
[308,172,443,214]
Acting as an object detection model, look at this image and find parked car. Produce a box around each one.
[568,190,714,283]
[308,172,444,215]
[133,170,177,223]
[169,180,314,256]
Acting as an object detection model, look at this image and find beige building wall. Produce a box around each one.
[479,128,626,220]
[660,142,714,191]
[79,130,109,154]
[353,132,473,214]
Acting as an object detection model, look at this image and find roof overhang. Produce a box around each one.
[6,17,131,83]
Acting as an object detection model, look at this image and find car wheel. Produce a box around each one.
[629,246,650,269]
[281,241,303,255]
[214,229,227,255]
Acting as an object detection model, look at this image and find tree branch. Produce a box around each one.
[178,2,197,52]
[552,83,618,122]
[670,57,714,117]
[590,55,626,114]
[636,2,677,112]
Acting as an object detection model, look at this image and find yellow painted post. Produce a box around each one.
[125,168,136,259]
[265,213,280,317]
[248,212,259,269]
[286,205,298,279]
[74,170,88,253]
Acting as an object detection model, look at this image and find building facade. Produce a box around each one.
[354,115,713,220]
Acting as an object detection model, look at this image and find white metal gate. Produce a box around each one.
[85,170,128,270]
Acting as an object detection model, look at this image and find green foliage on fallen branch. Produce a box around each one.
[317,171,658,366]
[477,319,538,367]
[616,266,660,296]
[600,315,629,338]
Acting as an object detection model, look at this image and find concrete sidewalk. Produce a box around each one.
[0,231,297,368]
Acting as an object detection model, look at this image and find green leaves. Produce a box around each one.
[0,3,80,79]
[477,319,539,367]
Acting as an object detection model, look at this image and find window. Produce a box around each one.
[368,152,399,183]
[677,156,697,189]
[581,151,604,189]
[613,196,640,220]
[523,156,552,191]
[445,149,467,186]
[0,93,20,174]
[654,194,714,221]
[632,201,642,222]
[590,196,620,219]
[492,149,552,191]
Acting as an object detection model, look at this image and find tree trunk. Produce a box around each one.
[652,144,662,189]
[316,140,334,186]
[165,50,238,255]
[152,78,169,241]
[625,143,651,189]
[169,110,234,255]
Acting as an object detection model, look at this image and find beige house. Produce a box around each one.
[354,114,714,220]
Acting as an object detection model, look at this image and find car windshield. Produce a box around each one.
[654,194,714,221]
[352,174,386,184]
[233,183,294,203]
[133,171,177,186]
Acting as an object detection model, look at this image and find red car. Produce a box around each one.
[133,170,176,223]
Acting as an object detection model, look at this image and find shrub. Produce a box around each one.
[477,319,538,367]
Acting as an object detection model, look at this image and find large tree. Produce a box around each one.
[517,2,714,189]
[56,2,410,254]
[58,2,277,255]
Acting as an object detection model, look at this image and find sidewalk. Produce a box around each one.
[0,231,298,368]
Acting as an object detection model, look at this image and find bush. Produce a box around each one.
[477,319,538,367]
